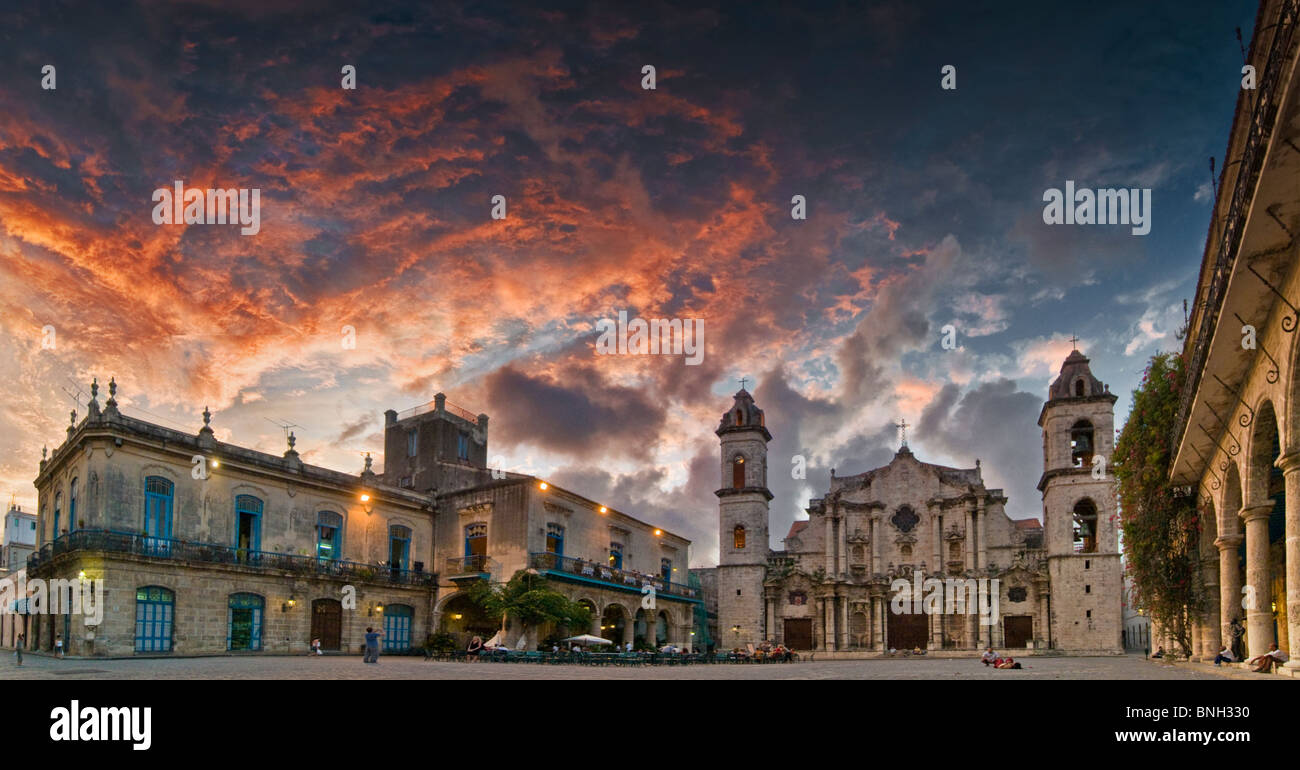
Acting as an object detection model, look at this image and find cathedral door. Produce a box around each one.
[1004,616,1033,649]
[887,611,928,650]
[784,619,813,650]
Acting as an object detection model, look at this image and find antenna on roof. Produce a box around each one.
[60,378,87,411]
[263,417,301,442]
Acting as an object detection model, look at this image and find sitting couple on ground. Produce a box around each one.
[1246,643,1289,673]
[980,647,1022,669]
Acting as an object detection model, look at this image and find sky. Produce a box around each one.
[0,0,1261,565]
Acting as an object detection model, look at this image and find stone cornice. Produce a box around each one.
[1238,503,1274,522]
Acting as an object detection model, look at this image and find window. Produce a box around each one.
[389,525,412,571]
[317,511,343,560]
[788,590,807,606]
[234,495,263,555]
[52,492,61,540]
[383,605,414,651]
[733,525,746,550]
[457,432,470,461]
[891,506,919,533]
[546,523,564,556]
[660,557,672,581]
[144,477,174,539]
[1072,499,1098,553]
[1070,420,1095,467]
[609,542,623,570]
[69,478,78,531]
[732,456,745,489]
[735,408,745,425]
[406,429,418,457]
[464,523,487,559]
[227,593,264,651]
[1074,378,1087,397]
[134,586,174,653]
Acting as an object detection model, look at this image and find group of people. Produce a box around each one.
[730,641,794,661]
[980,647,1022,669]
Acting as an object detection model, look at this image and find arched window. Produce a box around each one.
[69,478,78,531]
[660,557,672,581]
[52,491,61,541]
[733,524,746,550]
[383,604,414,651]
[234,494,263,556]
[1070,420,1095,467]
[317,511,343,560]
[733,456,746,489]
[546,523,565,556]
[735,409,745,426]
[609,541,623,569]
[464,522,487,559]
[134,586,174,653]
[389,525,412,572]
[1074,378,1087,397]
[227,593,264,651]
[788,590,807,606]
[144,477,174,539]
[1072,499,1099,553]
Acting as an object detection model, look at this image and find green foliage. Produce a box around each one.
[1114,352,1203,655]
[424,631,457,654]
[467,570,593,638]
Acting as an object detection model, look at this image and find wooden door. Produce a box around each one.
[312,599,343,650]
[1004,615,1033,649]
[784,618,813,650]
[887,611,928,650]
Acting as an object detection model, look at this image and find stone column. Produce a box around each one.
[1280,453,1300,669]
[976,500,988,570]
[1216,534,1243,652]
[1201,554,1221,659]
[964,507,974,571]
[838,592,849,650]
[871,517,880,574]
[839,516,849,576]
[825,516,835,575]
[622,617,634,647]
[932,509,942,572]
[873,595,885,651]
[1241,503,1275,658]
[1036,579,1050,647]
[591,610,601,636]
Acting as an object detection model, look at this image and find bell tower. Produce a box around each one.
[1037,347,1123,653]
[715,387,772,649]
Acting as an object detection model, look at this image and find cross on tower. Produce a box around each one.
[1069,334,1079,350]
[738,377,750,391]
[896,418,909,447]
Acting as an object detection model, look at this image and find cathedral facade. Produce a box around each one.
[715,349,1123,655]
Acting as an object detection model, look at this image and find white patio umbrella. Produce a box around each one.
[561,634,613,646]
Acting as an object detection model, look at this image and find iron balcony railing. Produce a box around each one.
[446,554,496,575]
[27,529,436,587]
[529,552,699,600]
[1172,0,1299,457]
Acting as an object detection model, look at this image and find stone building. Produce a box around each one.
[1164,0,1300,674]
[713,352,1123,655]
[2,503,37,571]
[21,382,698,657]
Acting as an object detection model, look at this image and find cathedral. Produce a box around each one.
[715,348,1123,655]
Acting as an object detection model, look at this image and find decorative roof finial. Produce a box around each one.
[69,409,76,426]
[90,378,99,401]
[203,406,211,427]
[42,445,48,461]
[364,452,373,472]
[105,377,118,409]
[287,431,296,450]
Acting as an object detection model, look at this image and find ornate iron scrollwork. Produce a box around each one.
[1246,262,1299,334]
[1211,373,1255,429]
[1234,311,1281,383]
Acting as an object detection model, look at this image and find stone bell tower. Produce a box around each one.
[716,387,773,649]
[1038,347,1123,653]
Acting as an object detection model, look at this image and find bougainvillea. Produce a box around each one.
[1114,352,1203,656]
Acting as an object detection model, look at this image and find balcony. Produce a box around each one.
[445,554,496,581]
[27,529,437,587]
[529,552,700,602]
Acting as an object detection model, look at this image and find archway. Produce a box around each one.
[1246,400,1286,656]
[439,592,498,648]
[601,604,628,646]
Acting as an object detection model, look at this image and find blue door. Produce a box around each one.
[235,495,262,562]
[135,586,174,652]
[144,477,173,556]
[227,593,264,651]
[383,605,413,651]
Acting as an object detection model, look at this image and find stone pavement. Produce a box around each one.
[0,652,1245,680]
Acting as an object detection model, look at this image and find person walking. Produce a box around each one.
[55,634,64,659]
[14,634,23,667]
[363,627,382,664]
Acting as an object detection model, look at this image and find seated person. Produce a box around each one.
[1247,643,1289,673]
[994,656,1021,669]
[912,646,926,656]
[1151,646,1165,659]
[467,636,483,654]
[981,647,998,666]
[1213,646,1234,666]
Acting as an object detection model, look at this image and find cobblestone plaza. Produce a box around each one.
[2,653,1263,680]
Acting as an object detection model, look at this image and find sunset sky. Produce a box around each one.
[0,0,1259,564]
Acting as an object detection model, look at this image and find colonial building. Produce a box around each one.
[21,381,698,657]
[2,503,37,571]
[1165,0,1300,674]
[714,351,1123,655]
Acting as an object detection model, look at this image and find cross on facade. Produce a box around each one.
[896,418,909,447]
